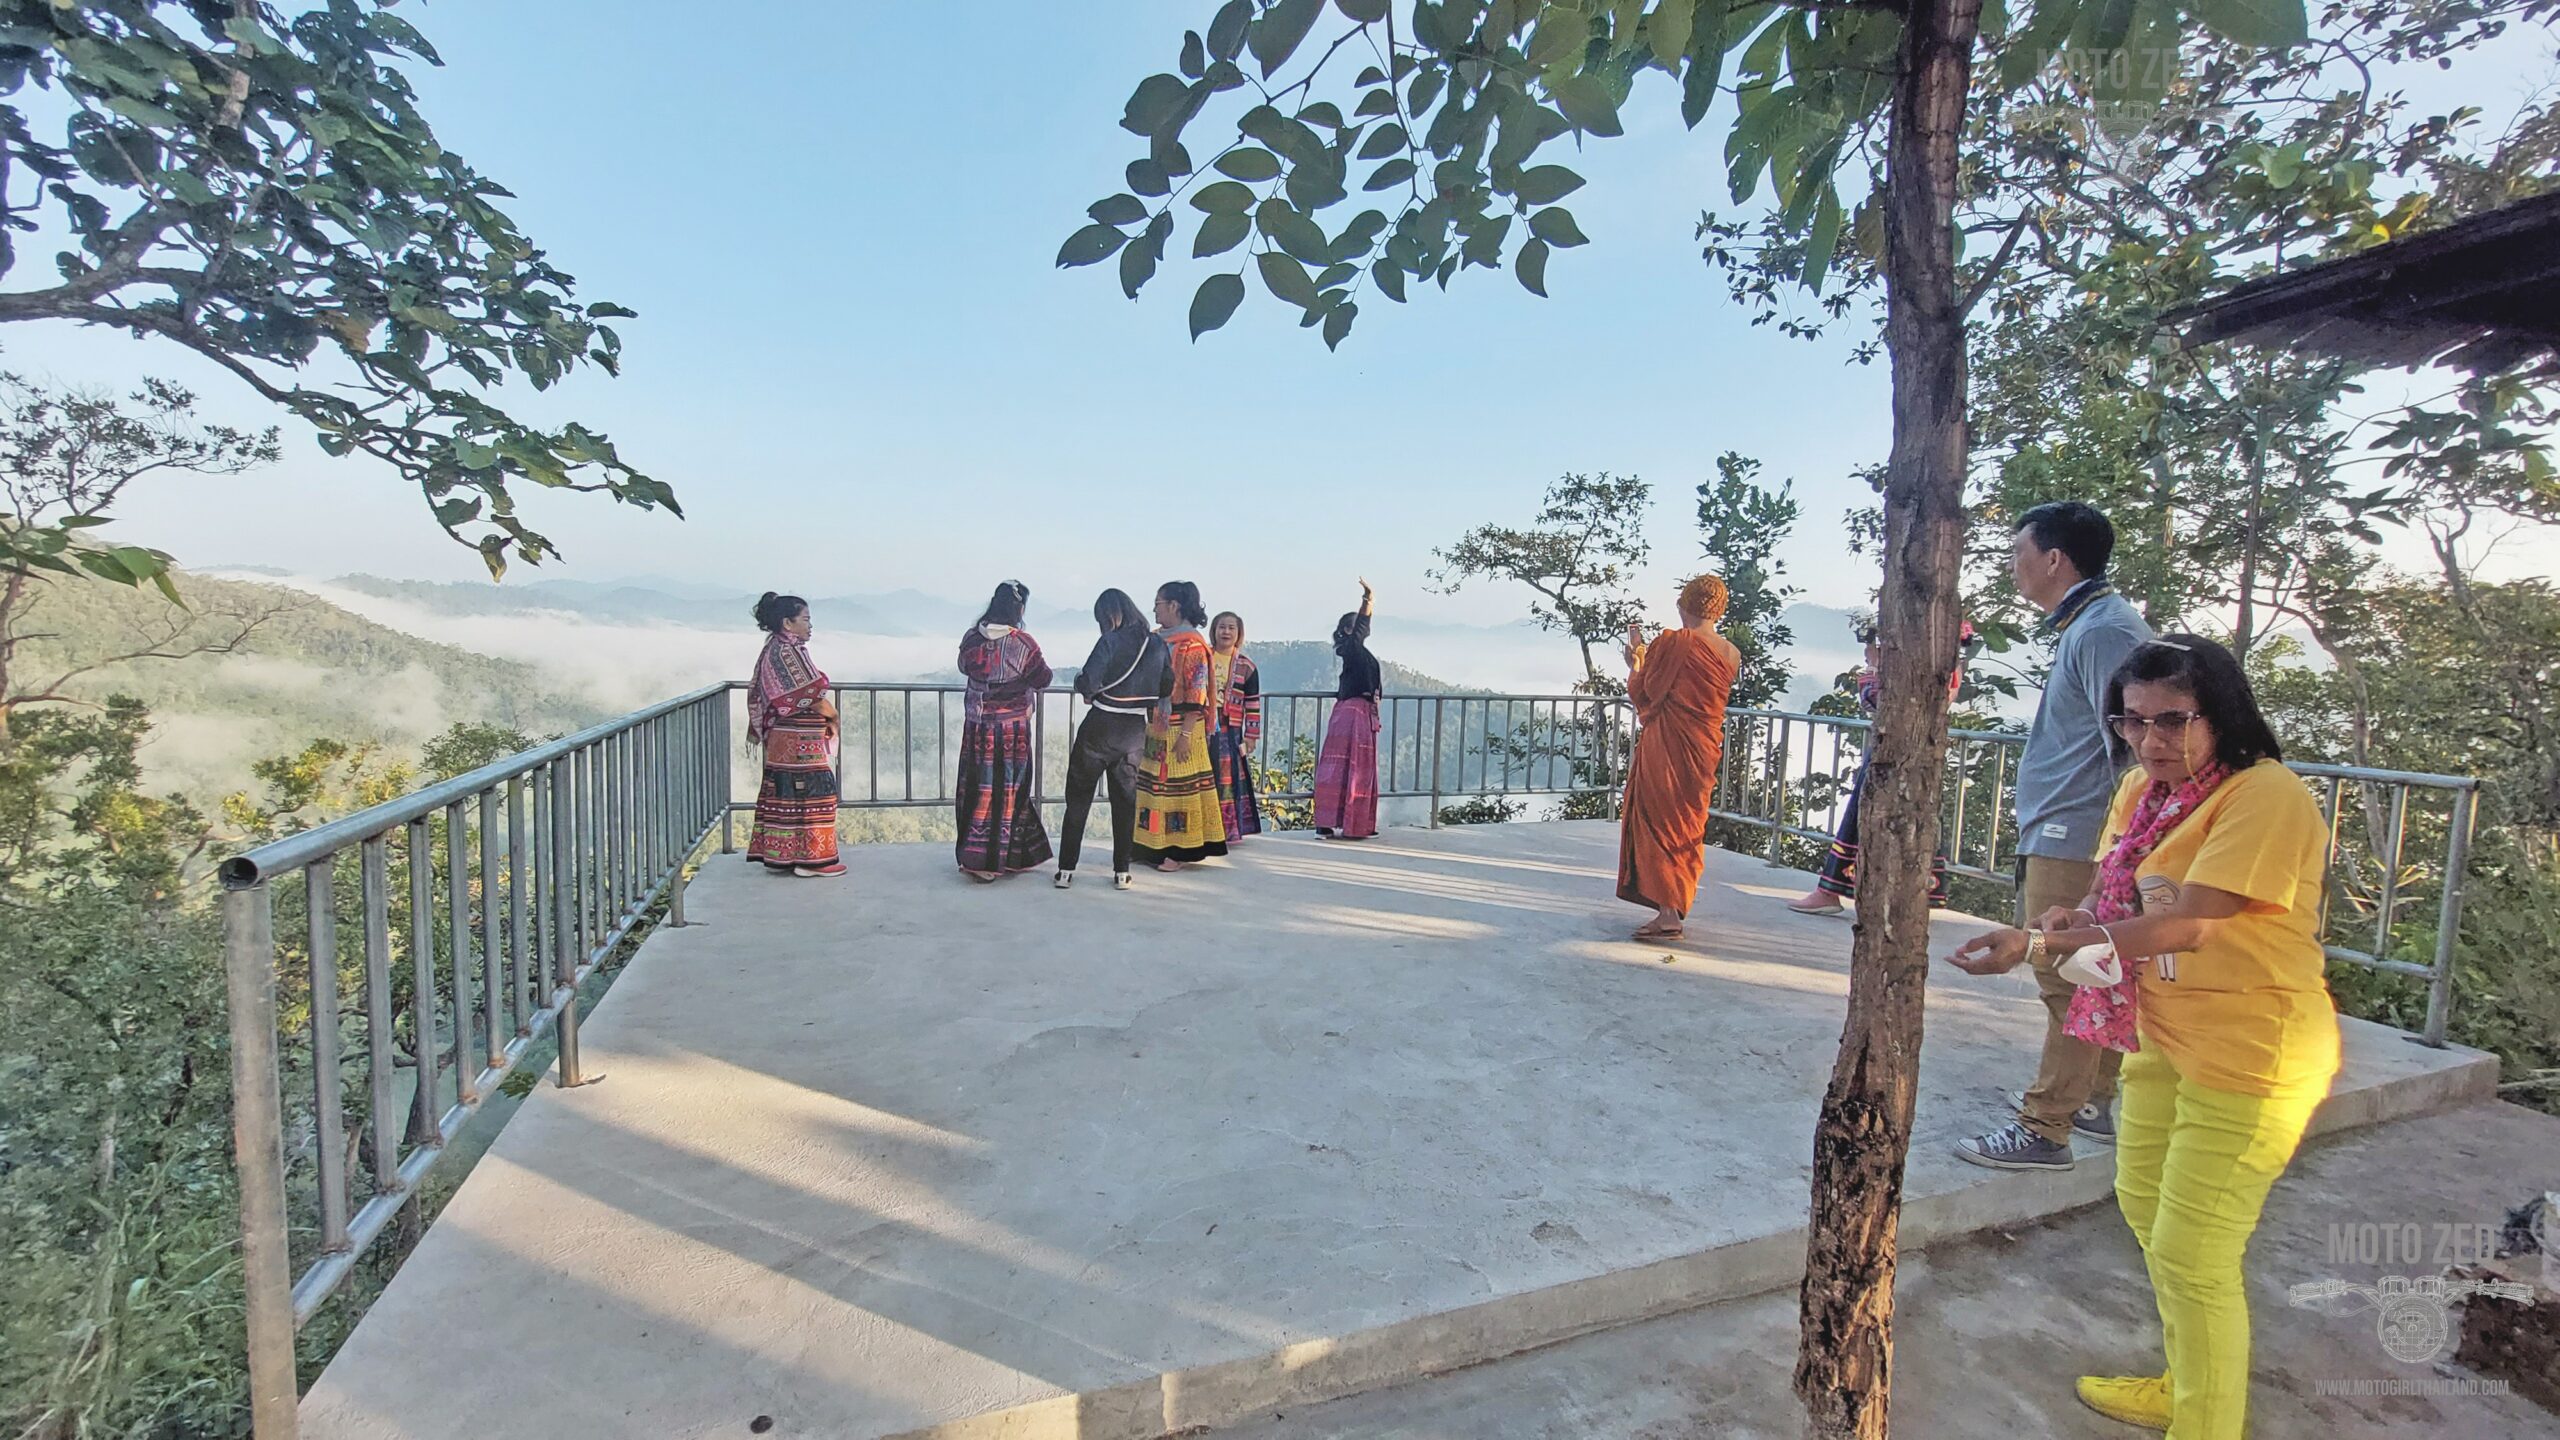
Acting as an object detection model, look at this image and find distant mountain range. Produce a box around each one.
[13,570,606,804]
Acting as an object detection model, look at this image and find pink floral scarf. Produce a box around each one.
[2064,760,2234,1053]
[747,632,828,743]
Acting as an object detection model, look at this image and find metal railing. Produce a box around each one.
[217,681,2480,1437]
[1713,707,2480,1046]
[217,685,731,1437]
[746,685,2477,1049]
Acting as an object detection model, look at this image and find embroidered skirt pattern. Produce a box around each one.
[954,716,1052,873]
[1209,727,1262,841]
[747,718,840,868]
[1135,713,1228,862]
[1312,697,1379,839]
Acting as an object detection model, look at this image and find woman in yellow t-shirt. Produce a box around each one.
[1948,634,2338,1440]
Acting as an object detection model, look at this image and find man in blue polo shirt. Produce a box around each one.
[1958,501,2154,1171]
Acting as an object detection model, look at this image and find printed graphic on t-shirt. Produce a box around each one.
[2138,874,2181,980]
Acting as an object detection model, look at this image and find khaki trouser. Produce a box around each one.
[2017,854,2121,1145]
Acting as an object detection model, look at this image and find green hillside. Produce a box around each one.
[8,572,607,804]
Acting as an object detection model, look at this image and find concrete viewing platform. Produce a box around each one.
[300,821,2497,1440]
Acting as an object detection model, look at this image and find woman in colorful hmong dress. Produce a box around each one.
[1616,574,1741,940]
[1207,610,1264,844]
[1133,580,1227,870]
[1312,578,1380,840]
[744,592,843,877]
[954,580,1054,881]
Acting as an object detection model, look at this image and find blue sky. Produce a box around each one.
[18,2,2558,649]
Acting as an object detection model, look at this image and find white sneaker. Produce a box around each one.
[1053,871,1073,890]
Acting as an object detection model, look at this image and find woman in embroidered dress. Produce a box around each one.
[954,580,1053,881]
[1789,620,1978,915]
[1132,581,1227,870]
[744,592,843,877]
[1615,574,1741,940]
[1207,611,1264,844]
[1947,636,2336,1440]
[1311,579,1381,840]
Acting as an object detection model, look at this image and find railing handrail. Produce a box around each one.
[757,683,2481,795]
[221,683,731,887]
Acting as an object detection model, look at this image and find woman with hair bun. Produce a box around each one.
[955,579,1053,881]
[1133,580,1226,870]
[1615,574,1741,940]
[744,592,843,877]
[1311,578,1381,841]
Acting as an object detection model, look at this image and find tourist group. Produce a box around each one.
[739,499,2339,1440]
[739,577,1383,890]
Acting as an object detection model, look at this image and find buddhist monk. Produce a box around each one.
[1617,574,1742,941]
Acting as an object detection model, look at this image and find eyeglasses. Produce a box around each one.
[2110,710,2202,740]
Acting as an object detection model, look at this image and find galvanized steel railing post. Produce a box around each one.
[1429,696,1445,827]
[2422,786,2477,1048]
[550,760,585,1088]
[222,882,300,1440]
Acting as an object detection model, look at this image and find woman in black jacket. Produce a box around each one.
[1055,588,1170,890]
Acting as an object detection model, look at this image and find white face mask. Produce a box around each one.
[2058,933,2126,988]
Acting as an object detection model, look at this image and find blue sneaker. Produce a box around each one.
[1955,1120,2074,1171]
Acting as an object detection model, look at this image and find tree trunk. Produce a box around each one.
[1791,0,1980,1435]
[2233,407,2268,661]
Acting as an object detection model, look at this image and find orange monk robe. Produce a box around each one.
[1617,627,1740,916]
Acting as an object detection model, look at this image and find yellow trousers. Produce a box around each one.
[2113,1045,2328,1440]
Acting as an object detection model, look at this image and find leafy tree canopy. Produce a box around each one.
[0,0,674,580]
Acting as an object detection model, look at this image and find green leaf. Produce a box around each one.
[1257,251,1321,308]
[1512,164,1585,205]
[1527,10,1591,69]
[1364,158,1418,191]
[1338,0,1390,21]
[56,514,111,529]
[1190,180,1258,213]
[1359,123,1409,160]
[1120,230,1161,298]
[1323,299,1358,350]
[1355,87,1400,118]
[1250,0,1325,79]
[1298,101,1347,130]
[152,570,184,605]
[1649,1,1696,66]
[1056,224,1128,267]
[1801,184,1843,292]
[455,439,500,470]
[1181,30,1208,78]
[111,546,166,580]
[1122,74,1191,136]
[1190,272,1246,339]
[1549,75,1622,136]
[1681,1,1730,127]
[1194,211,1252,256]
[1217,147,1284,181]
[1410,66,1448,116]
[1529,206,1589,246]
[1089,194,1149,226]
[1372,259,1410,303]
[78,550,136,584]
[1258,197,1334,263]
[104,94,181,129]
[1515,235,1551,296]
[2187,0,2308,47]
[1128,158,1173,196]
[1208,0,1254,61]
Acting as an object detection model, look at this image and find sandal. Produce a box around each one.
[1787,897,1847,916]
[794,863,847,878]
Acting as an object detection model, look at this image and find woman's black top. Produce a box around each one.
[1334,614,1381,700]
[1077,627,1171,714]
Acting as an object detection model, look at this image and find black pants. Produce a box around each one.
[1060,709,1146,874]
